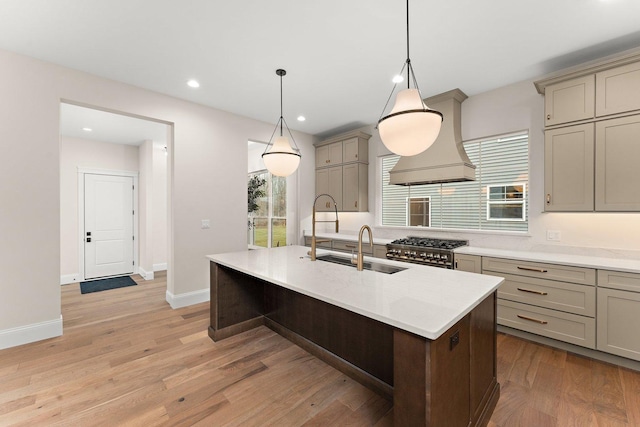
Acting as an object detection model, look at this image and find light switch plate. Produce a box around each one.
[546,230,561,241]
[201,219,210,229]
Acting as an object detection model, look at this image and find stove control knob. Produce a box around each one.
[434,254,441,260]
[427,253,433,258]
[404,251,411,257]
[410,251,417,257]
[441,254,448,261]
[419,253,426,258]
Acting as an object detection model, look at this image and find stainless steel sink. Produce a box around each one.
[315,254,407,274]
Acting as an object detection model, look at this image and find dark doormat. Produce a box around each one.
[80,276,137,294]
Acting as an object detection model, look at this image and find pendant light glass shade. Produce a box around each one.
[376,0,443,157]
[262,69,301,177]
[378,89,443,156]
[262,135,301,177]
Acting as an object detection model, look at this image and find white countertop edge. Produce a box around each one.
[207,246,503,340]
[455,246,640,274]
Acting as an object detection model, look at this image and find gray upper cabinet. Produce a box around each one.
[544,124,594,212]
[544,75,595,126]
[315,141,343,168]
[595,115,640,211]
[315,131,370,212]
[536,51,640,212]
[596,61,640,117]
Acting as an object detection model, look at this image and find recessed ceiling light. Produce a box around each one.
[82,127,92,132]
[392,75,404,84]
[187,79,200,88]
[297,116,306,122]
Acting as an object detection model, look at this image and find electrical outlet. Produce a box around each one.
[547,230,561,241]
[201,219,210,229]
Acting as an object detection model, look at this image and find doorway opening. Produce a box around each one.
[59,102,171,285]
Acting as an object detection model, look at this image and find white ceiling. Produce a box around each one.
[3,0,640,139]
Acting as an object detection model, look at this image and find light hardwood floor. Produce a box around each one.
[0,272,639,426]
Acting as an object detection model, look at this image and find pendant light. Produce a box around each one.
[377,0,443,157]
[262,69,301,177]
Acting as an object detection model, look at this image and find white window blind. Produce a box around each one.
[381,132,529,232]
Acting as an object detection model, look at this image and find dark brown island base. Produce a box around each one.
[208,248,501,427]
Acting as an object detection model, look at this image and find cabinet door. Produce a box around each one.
[596,62,640,117]
[454,254,482,274]
[544,124,594,211]
[315,169,331,212]
[315,142,343,168]
[342,163,367,212]
[595,115,640,211]
[544,75,595,126]
[315,145,327,169]
[327,166,343,211]
[343,137,368,163]
[597,288,640,361]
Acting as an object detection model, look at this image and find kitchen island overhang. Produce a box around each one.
[207,246,503,426]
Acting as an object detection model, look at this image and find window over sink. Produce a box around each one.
[381,132,529,232]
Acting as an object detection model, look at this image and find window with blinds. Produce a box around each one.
[381,132,529,232]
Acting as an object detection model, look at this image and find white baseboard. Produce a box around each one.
[166,288,210,309]
[138,267,154,281]
[153,263,167,272]
[60,274,80,285]
[0,316,63,350]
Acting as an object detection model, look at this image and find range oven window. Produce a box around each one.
[381,132,529,232]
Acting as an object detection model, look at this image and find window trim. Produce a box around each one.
[486,183,527,222]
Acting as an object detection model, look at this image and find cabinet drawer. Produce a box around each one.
[497,299,595,349]
[304,236,331,249]
[597,288,640,361]
[496,273,595,317]
[482,257,596,286]
[598,270,640,292]
[332,239,372,254]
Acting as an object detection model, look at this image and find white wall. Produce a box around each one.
[0,48,315,348]
[327,80,640,253]
[152,141,167,269]
[59,136,140,282]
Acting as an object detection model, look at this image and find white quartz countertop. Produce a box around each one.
[455,246,640,274]
[207,245,503,340]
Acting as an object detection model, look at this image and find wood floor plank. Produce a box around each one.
[1,276,640,426]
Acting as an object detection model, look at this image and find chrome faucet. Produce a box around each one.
[351,225,373,271]
[310,193,339,261]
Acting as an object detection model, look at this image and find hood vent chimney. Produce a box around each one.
[388,88,476,185]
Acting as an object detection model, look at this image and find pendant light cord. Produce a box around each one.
[406,0,410,89]
[279,72,284,136]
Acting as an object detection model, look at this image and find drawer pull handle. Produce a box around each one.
[345,244,356,249]
[517,314,548,325]
[517,287,548,296]
[517,266,548,273]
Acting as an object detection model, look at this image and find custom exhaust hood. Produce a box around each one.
[388,88,476,185]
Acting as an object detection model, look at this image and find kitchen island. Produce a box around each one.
[207,245,503,426]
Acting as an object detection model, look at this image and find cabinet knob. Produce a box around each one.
[354,201,357,208]
[326,159,329,163]
[355,154,358,158]
[546,114,551,120]
[326,201,330,208]
[546,194,551,204]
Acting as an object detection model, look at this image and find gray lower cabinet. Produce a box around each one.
[454,254,482,274]
[597,270,640,361]
[483,257,596,349]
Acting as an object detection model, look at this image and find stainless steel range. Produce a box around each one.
[386,237,468,269]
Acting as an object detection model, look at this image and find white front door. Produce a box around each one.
[84,174,134,279]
